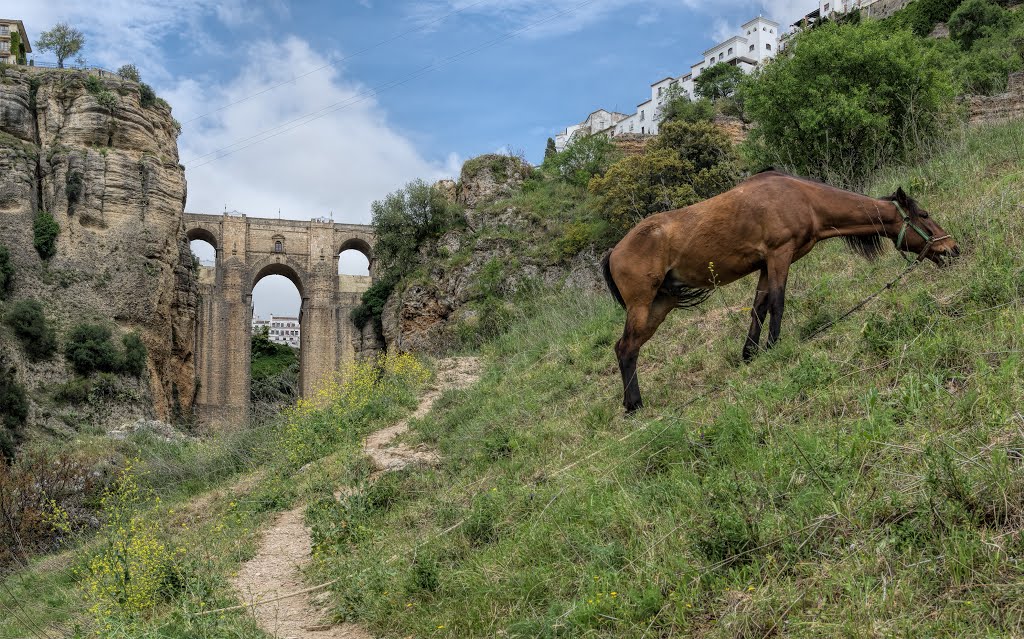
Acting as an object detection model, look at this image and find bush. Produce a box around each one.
[5,299,58,361]
[954,34,1024,94]
[0,244,13,300]
[65,323,120,375]
[949,0,1009,49]
[0,358,29,459]
[138,82,156,109]
[116,63,140,82]
[898,0,965,36]
[371,179,463,287]
[589,120,739,234]
[742,21,954,187]
[542,134,622,187]
[120,333,147,377]
[351,279,394,332]
[694,63,745,100]
[33,211,59,260]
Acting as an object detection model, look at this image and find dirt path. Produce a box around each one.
[231,356,482,639]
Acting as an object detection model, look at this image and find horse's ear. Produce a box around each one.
[895,187,910,205]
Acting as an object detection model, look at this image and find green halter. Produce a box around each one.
[893,200,939,263]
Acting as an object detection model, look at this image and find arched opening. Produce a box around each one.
[337,238,373,278]
[187,227,218,270]
[250,266,304,416]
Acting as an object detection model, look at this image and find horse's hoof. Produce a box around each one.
[624,401,643,415]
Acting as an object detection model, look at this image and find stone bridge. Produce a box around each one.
[184,212,376,426]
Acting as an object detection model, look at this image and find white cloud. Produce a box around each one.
[172,37,459,315]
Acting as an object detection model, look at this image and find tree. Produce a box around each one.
[948,0,1008,49]
[742,21,953,188]
[36,22,85,69]
[544,137,557,159]
[5,300,58,361]
[542,134,622,187]
[65,323,120,375]
[33,211,59,260]
[589,120,739,234]
[116,64,140,82]
[694,63,745,100]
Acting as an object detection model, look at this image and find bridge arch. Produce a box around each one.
[186,212,376,427]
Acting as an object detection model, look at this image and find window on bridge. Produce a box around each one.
[189,239,216,268]
[338,249,370,276]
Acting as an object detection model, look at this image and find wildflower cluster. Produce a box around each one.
[283,352,430,466]
[80,461,170,634]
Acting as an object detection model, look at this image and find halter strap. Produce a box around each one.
[893,200,937,263]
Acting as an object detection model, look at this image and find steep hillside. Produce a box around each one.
[304,120,1024,637]
[6,119,1018,639]
[0,67,197,441]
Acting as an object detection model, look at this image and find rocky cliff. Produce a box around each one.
[380,154,603,354]
[0,67,197,435]
[964,72,1024,125]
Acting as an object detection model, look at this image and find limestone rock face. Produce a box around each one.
[380,156,603,355]
[0,68,197,430]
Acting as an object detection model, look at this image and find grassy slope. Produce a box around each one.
[306,120,1024,638]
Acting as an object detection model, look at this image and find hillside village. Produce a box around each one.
[555,0,916,150]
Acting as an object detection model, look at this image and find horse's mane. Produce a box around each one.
[843,234,885,260]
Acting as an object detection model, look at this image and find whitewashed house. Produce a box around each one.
[560,15,781,144]
[554,108,629,151]
[252,315,301,349]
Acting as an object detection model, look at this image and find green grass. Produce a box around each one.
[296,120,1024,637]
[5,119,1024,638]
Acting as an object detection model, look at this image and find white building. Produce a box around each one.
[252,315,300,349]
[561,16,782,143]
[793,0,885,29]
[554,108,629,151]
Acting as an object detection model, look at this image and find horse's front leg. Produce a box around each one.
[742,267,770,362]
[615,295,675,413]
[765,254,793,349]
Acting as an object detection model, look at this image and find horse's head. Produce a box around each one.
[888,188,960,266]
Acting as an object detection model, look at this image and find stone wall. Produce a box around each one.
[0,67,197,433]
[963,72,1024,125]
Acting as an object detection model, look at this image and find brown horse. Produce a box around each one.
[601,170,960,413]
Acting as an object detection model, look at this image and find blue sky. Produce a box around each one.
[14,0,813,316]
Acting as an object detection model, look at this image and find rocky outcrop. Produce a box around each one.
[963,72,1024,125]
[381,156,604,354]
[0,67,197,431]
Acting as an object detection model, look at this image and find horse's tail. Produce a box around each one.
[601,251,626,310]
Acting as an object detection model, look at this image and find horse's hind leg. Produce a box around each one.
[616,294,675,413]
[742,267,770,362]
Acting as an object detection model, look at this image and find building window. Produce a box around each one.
[0,42,8,53]
[274,240,283,253]
[766,43,772,50]
[640,110,645,121]
[0,26,9,36]
[728,47,733,55]
[718,52,724,60]
[749,44,755,52]
[657,87,663,96]
[824,3,830,11]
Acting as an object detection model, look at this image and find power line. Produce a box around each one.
[184,0,596,169]
[181,0,493,126]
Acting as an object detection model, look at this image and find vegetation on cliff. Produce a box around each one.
[250,326,299,411]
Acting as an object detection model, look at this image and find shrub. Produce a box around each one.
[694,62,745,100]
[116,63,140,82]
[0,358,28,459]
[0,244,13,300]
[898,0,965,36]
[120,333,147,377]
[954,35,1024,94]
[351,279,394,332]
[742,21,954,188]
[138,82,156,109]
[542,134,622,187]
[5,299,58,361]
[1,450,104,569]
[95,89,117,111]
[33,211,60,260]
[589,120,739,234]
[371,179,463,287]
[949,0,1009,49]
[65,323,120,375]
[658,86,716,124]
